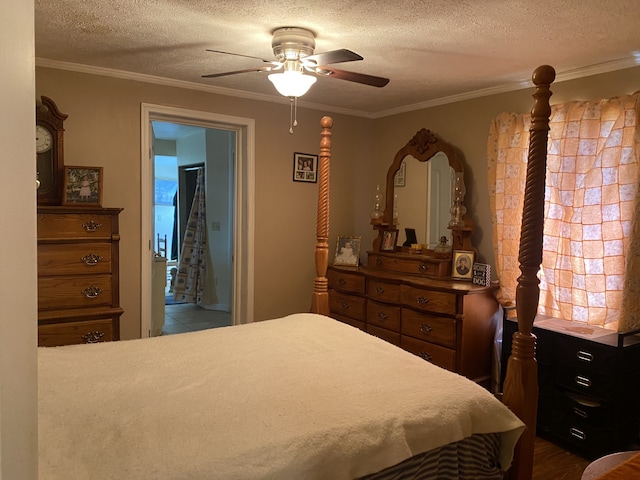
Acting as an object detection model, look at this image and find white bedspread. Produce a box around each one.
[38,313,524,480]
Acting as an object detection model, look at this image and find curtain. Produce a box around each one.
[173,167,210,305]
[488,93,640,331]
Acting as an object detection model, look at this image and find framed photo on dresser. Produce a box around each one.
[452,250,474,280]
[62,166,103,207]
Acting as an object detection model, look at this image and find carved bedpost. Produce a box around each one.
[503,65,555,480]
[310,116,333,315]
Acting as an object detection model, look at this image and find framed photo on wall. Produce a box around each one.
[334,236,361,266]
[452,250,475,280]
[62,166,103,207]
[292,152,318,183]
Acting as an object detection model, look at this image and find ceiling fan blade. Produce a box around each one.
[303,49,363,66]
[315,67,389,87]
[202,65,278,79]
[206,49,274,64]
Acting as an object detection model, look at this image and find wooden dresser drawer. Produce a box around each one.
[402,309,456,348]
[367,279,400,303]
[331,313,365,331]
[367,324,400,346]
[400,285,457,315]
[38,212,114,239]
[38,318,114,347]
[366,300,400,332]
[327,268,365,293]
[368,253,449,277]
[400,336,456,371]
[328,290,365,321]
[38,274,113,310]
[38,243,112,275]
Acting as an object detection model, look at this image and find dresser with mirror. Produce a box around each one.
[328,129,499,385]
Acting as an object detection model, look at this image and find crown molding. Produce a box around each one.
[36,56,639,120]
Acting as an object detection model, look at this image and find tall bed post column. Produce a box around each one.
[311,116,333,315]
[503,65,555,480]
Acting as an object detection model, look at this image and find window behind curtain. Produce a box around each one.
[488,93,640,331]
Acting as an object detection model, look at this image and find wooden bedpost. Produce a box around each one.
[503,65,555,480]
[310,116,333,315]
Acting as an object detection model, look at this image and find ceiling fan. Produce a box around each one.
[202,27,390,93]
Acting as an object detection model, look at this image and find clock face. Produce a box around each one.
[36,125,53,153]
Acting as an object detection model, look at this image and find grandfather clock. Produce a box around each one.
[36,96,67,205]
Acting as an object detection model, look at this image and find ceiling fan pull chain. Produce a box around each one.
[289,98,294,134]
[293,97,299,127]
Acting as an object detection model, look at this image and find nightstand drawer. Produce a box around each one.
[400,336,456,371]
[367,279,400,303]
[328,289,365,321]
[38,213,114,239]
[366,300,400,332]
[556,336,616,373]
[38,275,113,310]
[556,362,614,401]
[400,285,457,315]
[38,243,112,275]
[38,318,114,347]
[327,268,365,293]
[402,309,456,348]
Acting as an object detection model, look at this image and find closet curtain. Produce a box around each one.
[173,167,210,305]
[487,93,640,331]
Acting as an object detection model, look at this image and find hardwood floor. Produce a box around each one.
[533,436,591,480]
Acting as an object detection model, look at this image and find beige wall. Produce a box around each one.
[36,64,640,339]
[36,67,372,338]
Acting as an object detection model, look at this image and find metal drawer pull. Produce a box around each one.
[81,253,104,266]
[569,427,587,441]
[418,264,427,273]
[416,296,429,305]
[82,331,105,344]
[575,375,592,388]
[376,258,383,266]
[337,278,346,286]
[576,350,594,362]
[376,312,388,320]
[419,351,432,361]
[573,407,589,419]
[82,286,104,298]
[339,302,349,310]
[375,286,385,294]
[420,324,433,335]
[82,220,102,232]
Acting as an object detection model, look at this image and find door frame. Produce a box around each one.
[140,103,255,336]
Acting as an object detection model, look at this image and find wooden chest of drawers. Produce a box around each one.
[37,206,123,347]
[501,316,640,458]
[328,265,499,383]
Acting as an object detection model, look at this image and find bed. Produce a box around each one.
[38,66,555,479]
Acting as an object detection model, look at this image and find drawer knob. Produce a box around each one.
[376,258,383,266]
[376,312,388,321]
[82,220,102,232]
[569,427,587,441]
[339,301,349,310]
[338,278,346,286]
[574,375,592,388]
[416,296,429,305]
[82,286,104,298]
[576,350,594,362]
[420,324,433,335]
[418,264,427,273]
[82,331,105,343]
[419,351,432,362]
[81,253,104,266]
[375,286,385,295]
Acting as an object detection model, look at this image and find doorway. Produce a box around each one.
[140,104,256,338]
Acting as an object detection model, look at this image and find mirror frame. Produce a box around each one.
[376,128,473,253]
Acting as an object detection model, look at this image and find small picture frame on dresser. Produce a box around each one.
[62,166,103,207]
[334,236,361,266]
[452,250,474,280]
[380,229,398,252]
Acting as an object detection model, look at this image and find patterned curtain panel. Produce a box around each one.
[488,93,640,331]
[173,167,208,305]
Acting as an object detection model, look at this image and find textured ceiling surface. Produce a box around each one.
[35,0,640,116]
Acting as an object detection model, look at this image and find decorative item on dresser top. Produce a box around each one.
[328,128,500,386]
[37,205,123,346]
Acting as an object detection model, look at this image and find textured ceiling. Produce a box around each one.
[35,0,640,117]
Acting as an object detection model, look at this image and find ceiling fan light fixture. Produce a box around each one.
[268,71,317,98]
